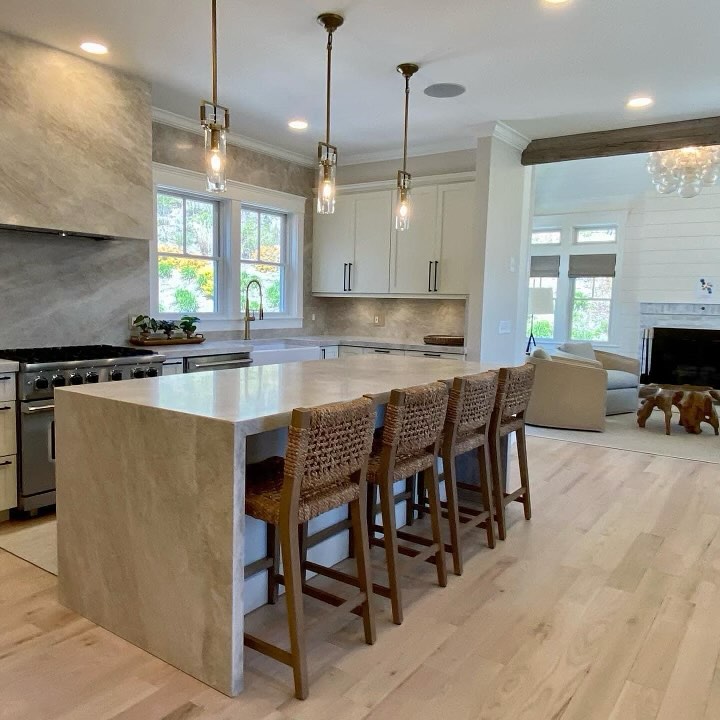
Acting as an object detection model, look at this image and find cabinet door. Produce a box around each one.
[312,195,355,293]
[0,402,16,456]
[390,185,439,294]
[338,346,364,357]
[0,455,17,511]
[363,348,406,356]
[351,191,391,294]
[322,346,339,359]
[436,183,475,295]
[405,350,466,360]
[162,361,184,375]
[0,374,15,402]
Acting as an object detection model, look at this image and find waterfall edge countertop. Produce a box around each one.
[54,355,499,698]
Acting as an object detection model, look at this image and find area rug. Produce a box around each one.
[0,516,57,574]
[527,409,720,465]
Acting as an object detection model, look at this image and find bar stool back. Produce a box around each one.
[489,364,536,540]
[244,396,377,700]
[365,381,449,625]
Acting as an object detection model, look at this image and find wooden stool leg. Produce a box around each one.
[350,495,376,645]
[416,472,426,519]
[424,464,448,588]
[266,523,280,605]
[347,504,356,558]
[516,426,532,521]
[298,523,309,584]
[405,475,416,526]
[366,483,377,541]
[378,478,404,625]
[490,433,507,541]
[279,516,308,700]
[478,442,496,549]
[441,451,463,575]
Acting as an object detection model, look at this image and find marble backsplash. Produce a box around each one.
[0,230,149,347]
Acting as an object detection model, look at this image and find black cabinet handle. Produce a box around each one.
[424,352,442,358]
[348,263,353,291]
[433,261,439,292]
[0,376,11,381]
[374,349,390,354]
[428,261,433,292]
[0,460,11,467]
[343,263,347,292]
[0,406,11,411]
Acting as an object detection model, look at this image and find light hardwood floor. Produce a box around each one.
[1,436,719,719]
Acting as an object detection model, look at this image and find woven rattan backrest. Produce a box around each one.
[285,397,376,498]
[447,371,499,436]
[382,382,449,457]
[495,364,535,422]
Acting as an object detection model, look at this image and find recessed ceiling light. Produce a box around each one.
[80,41,108,55]
[424,83,466,99]
[543,0,571,5]
[288,119,309,130]
[626,96,654,109]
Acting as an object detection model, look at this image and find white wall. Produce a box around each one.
[616,185,720,356]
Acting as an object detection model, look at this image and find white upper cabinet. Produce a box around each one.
[313,179,474,298]
[352,191,392,294]
[390,185,439,294]
[435,183,475,295]
[312,195,355,293]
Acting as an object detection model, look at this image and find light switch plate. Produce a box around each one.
[373,311,385,327]
[498,320,512,335]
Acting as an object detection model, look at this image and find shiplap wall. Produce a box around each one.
[616,185,720,357]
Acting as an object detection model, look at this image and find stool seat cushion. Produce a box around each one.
[246,456,360,524]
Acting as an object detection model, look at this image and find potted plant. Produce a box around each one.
[132,315,158,339]
[157,320,178,340]
[178,316,200,339]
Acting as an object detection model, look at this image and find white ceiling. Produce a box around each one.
[2,0,719,164]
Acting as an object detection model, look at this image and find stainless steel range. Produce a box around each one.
[0,345,165,512]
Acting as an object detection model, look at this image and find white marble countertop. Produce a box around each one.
[58,354,495,434]
[0,360,19,373]
[136,335,465,360]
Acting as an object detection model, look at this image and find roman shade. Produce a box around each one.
[529,255,560,278]
[568,253,616,278]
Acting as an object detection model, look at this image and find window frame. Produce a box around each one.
[569,275,615,343]
[152,164,306,331]
[527,211,625,348]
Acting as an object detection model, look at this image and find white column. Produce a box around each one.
[465,124,533,365]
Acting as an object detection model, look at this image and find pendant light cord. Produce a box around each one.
[402,74,410,174]
[211,0,218,115]
[325,29,333,146]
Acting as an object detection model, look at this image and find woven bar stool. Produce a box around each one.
[365,381,449,625]
[489,364,536,541]
[243,397,377,700]
[416,371,499,575]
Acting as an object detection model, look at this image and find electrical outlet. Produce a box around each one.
[373,311,385,327]
[311,313,316,322]
[498,320,512,335]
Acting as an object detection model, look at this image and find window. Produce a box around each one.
[575,227,616,244]
[531,230,561,245]
[527,277,558,339]
[156,192,219,313]
[571,276,613,341]
[240,208,286,314]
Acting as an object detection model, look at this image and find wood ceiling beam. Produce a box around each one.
[521,116,720,166]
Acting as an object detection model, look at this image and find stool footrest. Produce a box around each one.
[244,556,274,580]
[304,560,391,600]
[244,633,294,667]
[370,535,439,565]
[504,488,526,504]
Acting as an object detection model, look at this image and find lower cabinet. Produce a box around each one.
[0,456,17,512]
[363,348,406,356]
[338,346,365,357]
[162,360,184,375]
[405,350,466,360]
[321,346,339,359]
[0,401,16,457]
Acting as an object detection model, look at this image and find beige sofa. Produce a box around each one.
[526,342,641,432]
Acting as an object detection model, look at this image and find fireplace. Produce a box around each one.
[642,327,720,387]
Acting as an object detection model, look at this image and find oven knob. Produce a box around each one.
[111,369,123,381]
[51,375,66,388]
[69,373,84,385]
[132,368,146,379]
[146,367,158,378]
[85,371,99,383]
[34,376,49,390]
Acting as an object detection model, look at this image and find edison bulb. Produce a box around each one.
[210,151,223,173]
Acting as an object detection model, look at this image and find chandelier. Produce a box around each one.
[647,145,720,198]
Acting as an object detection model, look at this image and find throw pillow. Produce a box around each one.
[557,341,596,360]
[532,347,551,360]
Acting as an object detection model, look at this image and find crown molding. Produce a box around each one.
[342,138,477,166]
[474,121,531,151]
[152,108,315,169]
[336,171,476,194]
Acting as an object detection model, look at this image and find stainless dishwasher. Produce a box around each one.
[184,352,253,373]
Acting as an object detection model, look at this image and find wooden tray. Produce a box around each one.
[129,335,206,346]
[423,334,465,347]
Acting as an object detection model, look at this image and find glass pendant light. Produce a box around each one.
[200,0,229,192]
[316,13,344,214]
[395,63,419,231]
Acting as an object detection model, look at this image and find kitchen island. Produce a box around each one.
[55,354,500,696]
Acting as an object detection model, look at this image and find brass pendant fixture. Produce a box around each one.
[200,0,229,192]
[395,63,419,231]
[316,12,344,214]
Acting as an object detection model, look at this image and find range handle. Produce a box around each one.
[21,403,55,414]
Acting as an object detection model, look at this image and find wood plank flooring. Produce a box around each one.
[1,436,720,719]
